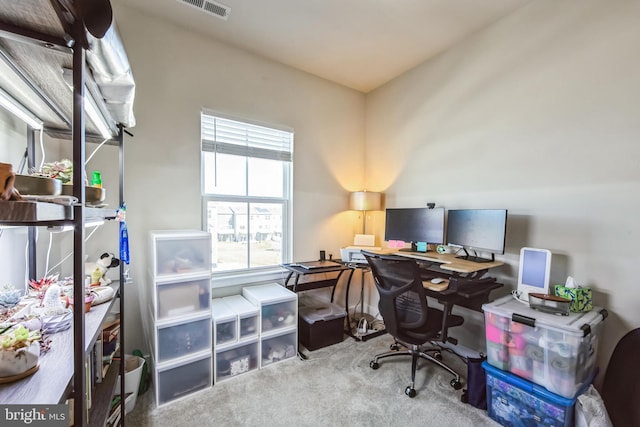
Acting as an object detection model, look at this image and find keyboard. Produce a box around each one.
[453,278,497,297]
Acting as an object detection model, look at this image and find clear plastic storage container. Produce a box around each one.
[215,339,259,382]
[156,277,210,320]
[483,295,607,398]
[212,298,238,347]
[157,314,212,363]
[156,353,212,406]
[222,295,259,342]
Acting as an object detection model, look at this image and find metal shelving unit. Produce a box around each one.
[0,1,134,425]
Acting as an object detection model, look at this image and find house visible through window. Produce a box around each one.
[201,112,292,273]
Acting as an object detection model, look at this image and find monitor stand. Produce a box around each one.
[455,248,495,263]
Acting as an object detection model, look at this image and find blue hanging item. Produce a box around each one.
[117,203,130,265]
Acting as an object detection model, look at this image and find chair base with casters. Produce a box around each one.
[369,338,462,397]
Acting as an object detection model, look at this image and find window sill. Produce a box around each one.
[212,266,290,288]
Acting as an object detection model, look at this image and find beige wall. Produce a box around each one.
[112,3,366,353]
[365,0,640,376]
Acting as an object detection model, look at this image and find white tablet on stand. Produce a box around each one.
[515,247,552,303]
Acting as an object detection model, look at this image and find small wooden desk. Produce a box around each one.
[281,261,353,301]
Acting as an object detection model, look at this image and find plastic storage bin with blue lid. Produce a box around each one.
[483,361,593,427]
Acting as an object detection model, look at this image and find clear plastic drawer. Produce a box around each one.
[215,339,259,382]
[157,277,210,320]
[157,316,212,363]
[152,232,211,277]
[157,354,212,406]
[261,330,297,368]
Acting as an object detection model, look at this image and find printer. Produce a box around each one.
[340,246,380,264]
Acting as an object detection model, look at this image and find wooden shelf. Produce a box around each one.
[0,282,120,405]
[88,361,120,426]
[0,201,116,225]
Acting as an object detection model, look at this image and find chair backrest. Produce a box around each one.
[601,327,640,427]
[362,251,429,341]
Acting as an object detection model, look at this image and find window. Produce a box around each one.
[201,112,292,275]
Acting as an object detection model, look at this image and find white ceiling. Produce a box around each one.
[117,0,531,93]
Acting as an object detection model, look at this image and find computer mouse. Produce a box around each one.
[431,277,446,284]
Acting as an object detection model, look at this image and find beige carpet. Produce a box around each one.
[125,335,500,426]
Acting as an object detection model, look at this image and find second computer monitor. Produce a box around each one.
[384,207,445,247]
[446,209,508,262]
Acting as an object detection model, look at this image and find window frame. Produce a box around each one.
[201,110,293,286]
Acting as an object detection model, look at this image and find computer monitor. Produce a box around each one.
[384,207,445,251]
[446,209,508,263]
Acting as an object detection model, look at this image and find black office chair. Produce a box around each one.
[362,251,463,397]
[601,327,640,427]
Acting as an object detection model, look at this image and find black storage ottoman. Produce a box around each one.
[298,298,346,351]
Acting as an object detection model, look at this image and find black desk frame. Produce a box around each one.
[416,261,503,345]
[341,263,387,342]
[281,262,352,299]
[281,262,353,359]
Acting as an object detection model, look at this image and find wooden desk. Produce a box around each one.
[394,251,503,274]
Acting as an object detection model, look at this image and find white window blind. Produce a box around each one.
[201,115,292,162]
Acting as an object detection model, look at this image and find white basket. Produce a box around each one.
[115,354,145,414]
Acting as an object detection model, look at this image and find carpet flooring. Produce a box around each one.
[125,334,500,426]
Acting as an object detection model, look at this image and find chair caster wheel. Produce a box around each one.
[370,361,379,370]
[451,379,462,390]
[390,343,400,351]
[433,351,443,361]
[405,386,416,398]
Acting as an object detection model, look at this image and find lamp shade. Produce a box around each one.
[349,191,382,211]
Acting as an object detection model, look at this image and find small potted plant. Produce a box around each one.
[0,325,41,379]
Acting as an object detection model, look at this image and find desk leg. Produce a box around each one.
[330,270,347,303]
[283,271,294,289]
[344,268,387,342]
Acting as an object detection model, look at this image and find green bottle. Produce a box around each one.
[91,171,102,188]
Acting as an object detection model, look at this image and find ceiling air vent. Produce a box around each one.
[177,0,231,20]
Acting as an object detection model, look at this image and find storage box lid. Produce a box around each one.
[482,295,608,337]
[299,301,346,324]
[211,298,236,321]
[222,295,259,316]
[242,283,296,304]
[483,295,607,337]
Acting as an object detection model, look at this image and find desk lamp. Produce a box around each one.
[349,190,382,235]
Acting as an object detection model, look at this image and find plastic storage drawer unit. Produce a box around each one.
[298,297,346,351]
[156,277,211,320]
[157,315,212,363]
[212,298,238,347]
[261,329,297,368]
[242,283,298,336]
[483,361,588,427]
[156,353,212,406]
[222,295,259,342]
[151,231,211,277]
[483,295,607,398]
[215,339,259,382]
